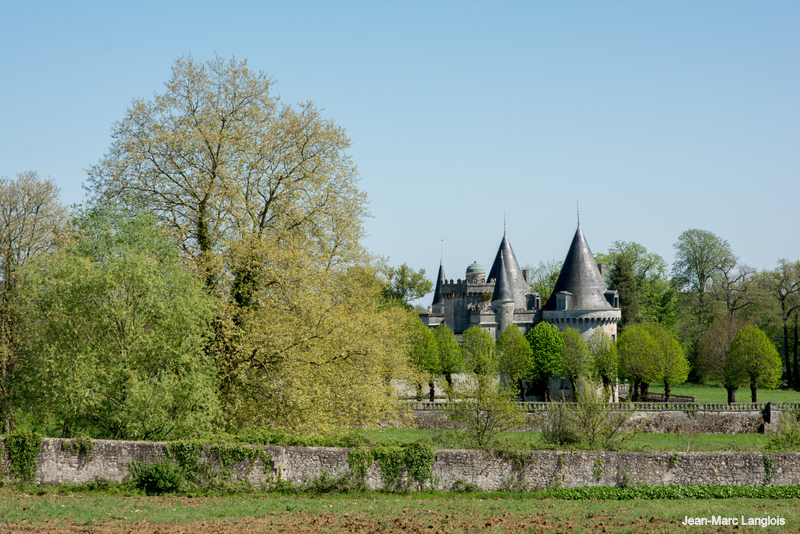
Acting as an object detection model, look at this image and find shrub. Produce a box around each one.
[129,459,184,495]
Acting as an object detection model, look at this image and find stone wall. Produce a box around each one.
[5,438,800,491]
[414,409,780,434]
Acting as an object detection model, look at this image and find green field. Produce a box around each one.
[1,489,798,533]
[647,382,800,403]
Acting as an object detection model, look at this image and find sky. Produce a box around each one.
[1,0,798,306]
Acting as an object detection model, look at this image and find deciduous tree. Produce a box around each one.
[525,322,563,401]
[561,328,591,397]
[725,324,782,402]
[382,264,433,307]
[0,171,68,432]
[697,317,747,403]
[497,324,532,400]
[18,205,219,440]
[408,319,439,401]
[587,329,618,395]
[617,324,659,402]
[641,323,688,402]
[434,323,463,391]
[460,326,497,377]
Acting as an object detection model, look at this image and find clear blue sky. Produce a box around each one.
[2,1,798,305]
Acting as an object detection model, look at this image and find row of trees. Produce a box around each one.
[531,232,799,392]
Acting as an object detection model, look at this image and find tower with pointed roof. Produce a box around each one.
[541,224,621,340]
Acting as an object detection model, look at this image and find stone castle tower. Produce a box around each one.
[420,224,621,341]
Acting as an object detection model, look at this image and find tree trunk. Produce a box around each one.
[518,378,526,402]
[640,382,650,400]
[751,384,758,403]
[415,382,422,402]
[664,380,671,403]
[428,381,435,402]
[632,380,640,402]
[726,386,737,404]
[783,309,792,387]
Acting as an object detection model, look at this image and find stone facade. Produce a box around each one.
[8,438,800,491]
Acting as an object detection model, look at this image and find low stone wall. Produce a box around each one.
[414,409,780,434]
[4,438,800,491]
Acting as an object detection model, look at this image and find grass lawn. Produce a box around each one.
[366,429,771,452]
[647,382,800,403]
[1,489,798,533]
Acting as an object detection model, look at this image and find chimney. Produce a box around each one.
[598,263,605,277]
[522,269,530,285]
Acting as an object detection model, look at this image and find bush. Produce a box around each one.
[768,407,800,451]
[129,459,184,495]
[445,376,526,448]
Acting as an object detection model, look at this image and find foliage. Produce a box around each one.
[540,379,638,449]
[348,443,435,491]
[616,324,660,401]
[407,318,439,400]
[609,253,640,328]
[560,328,591,395]
[497,324,532,399]
[129,459,184,495]
[527,260,562,303]
[525,322,563,399]
[767,407,800,451]
[587,329,618,393]
[4,431,42,482]
[0,172,68,433]
[433,324,463,389]
[17,205,220,440]
[445,376,526,448]
[382,264,433,306]
[697,317,747,402]
[725,324,782,402]
[641,323,689,400]
[60,436,95,462]
[460,326,497,376]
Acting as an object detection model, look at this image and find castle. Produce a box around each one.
[419,224,621,341]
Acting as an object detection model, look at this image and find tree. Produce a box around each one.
[587,329,618,395]
[525,322,563,401]
[87,56,364,285]
[460,326,497,377]
[697,317,747,403]
[641,323,688,402]
[86,56,409,431]
[726,324,782,402]
[609,254,640,329]
[17,205,220,440]
[672,229,734,377]
[527,260,562,303]
[497,324,532,400]
[408,319,439,401]
[758,260,800,387]
[382,264,433,307]
[616,324,659,402]
[434,323,463,391]
[561,328,591,397]
[0,171,69,432]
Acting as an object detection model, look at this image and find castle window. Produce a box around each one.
[556,291,571,311]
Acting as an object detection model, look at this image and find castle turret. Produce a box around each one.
[542,224,621,340]
[431,260,446,315]
[491,253,515,335]
[487,231,529,309]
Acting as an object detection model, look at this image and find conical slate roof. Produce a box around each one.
[543,225,614,311]
[487,232,529,309]
[431,260,446,307]
[492,253,514,304]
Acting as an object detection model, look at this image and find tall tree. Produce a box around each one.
[587,328,618,395]
[697,317,747,403]
[18,205,219,440]
[461,326,497,377]
[85,56,409,431]
[0,171,68,432]
[725,324,782,402]
[608,254,640,329]
[408,319,439,401]
[561,328,591,397]
[525,322,563,401]
[672,229,734,377]
[616,324,659,402]
[433,323,463,391]
[758,260,800,388]
[641,323,689,402]
[497,324,532,400]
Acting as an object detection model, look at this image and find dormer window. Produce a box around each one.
[556,291,572,311]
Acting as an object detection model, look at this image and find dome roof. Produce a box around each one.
[466,261,485,274]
